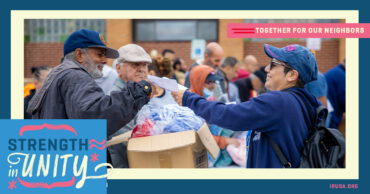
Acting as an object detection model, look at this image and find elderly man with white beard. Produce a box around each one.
[27,29,153,138]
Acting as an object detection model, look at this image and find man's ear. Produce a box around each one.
[74,49,84,63]
[286,69,299,82]
[116,62,121,72]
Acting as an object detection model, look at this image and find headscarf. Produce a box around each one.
[189,65,214,97]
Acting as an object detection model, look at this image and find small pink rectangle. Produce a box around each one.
[227,23,370,38]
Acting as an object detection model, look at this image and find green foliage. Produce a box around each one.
[59,35,69,43]
[24,35,30,43]
[37,28,45,36]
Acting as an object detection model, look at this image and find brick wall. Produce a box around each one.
[24,18,343,79]
[24,41,199,79]
[24,43,64,78]
[24,41,204,79]
[24,18,342,79]
[24,40,341,79]
[24,41,198,79]
[244,40,340,74]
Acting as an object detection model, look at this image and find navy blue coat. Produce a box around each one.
[325,64,345,128]
[183,87,320,168]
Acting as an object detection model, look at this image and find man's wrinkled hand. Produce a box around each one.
[171,90,186,106]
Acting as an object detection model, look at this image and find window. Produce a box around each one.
[24,19,106,43]
[133,20,218,41]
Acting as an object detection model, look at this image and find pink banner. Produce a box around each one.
[228,23,370,38]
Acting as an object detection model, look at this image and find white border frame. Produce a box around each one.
[11,10,358,180]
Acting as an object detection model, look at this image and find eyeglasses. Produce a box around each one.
[269,58,292,71]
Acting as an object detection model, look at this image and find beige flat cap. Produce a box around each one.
[117,44,152,63]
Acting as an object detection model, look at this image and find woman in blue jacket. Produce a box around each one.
[173,44,321,168]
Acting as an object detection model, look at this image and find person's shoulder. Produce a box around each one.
[109,78,125,93]
[239,68,250,75]
[55,68,92,86]
[245,91,292,113]
[24,89,36,101]
[261,90,285,97]
[257,90,291,102]
[189,62,200,69]
[229,82,238,91]
[58,68,88,78]
[235,77,249,85]
[325,64,343,76]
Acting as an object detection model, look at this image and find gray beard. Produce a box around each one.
[87,64,103,79]
[84,57,104,79]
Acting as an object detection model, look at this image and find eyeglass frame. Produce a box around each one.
[269,58,293,71]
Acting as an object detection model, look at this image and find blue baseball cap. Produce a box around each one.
[206,71,223,82]
[63,29,119,58]
[264,44,318,83]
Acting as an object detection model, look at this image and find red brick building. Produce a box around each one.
[24,19,345,80]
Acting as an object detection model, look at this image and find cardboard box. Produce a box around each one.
[127,123,220,168]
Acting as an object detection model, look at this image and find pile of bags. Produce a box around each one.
[131,104,204,138]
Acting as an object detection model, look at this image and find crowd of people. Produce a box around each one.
[24,29,346,168]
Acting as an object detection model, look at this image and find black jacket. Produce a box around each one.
[234,78,253,102]
[28,59,151,137]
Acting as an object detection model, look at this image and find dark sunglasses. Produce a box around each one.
[269,59,292,70]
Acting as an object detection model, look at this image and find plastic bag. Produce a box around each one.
[131,118,154,138]
[226,139,247,168]
[226,131,252,168]
[131,104,204,138]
